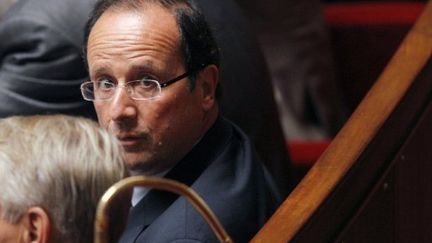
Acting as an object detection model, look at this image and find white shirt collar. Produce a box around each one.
[131,136,205,206]
[131,169,171,206]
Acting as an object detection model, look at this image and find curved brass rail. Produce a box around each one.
[94,176,233,243]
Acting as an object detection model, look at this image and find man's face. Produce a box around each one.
[87,5,211,174]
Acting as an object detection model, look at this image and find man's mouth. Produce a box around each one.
[116,134,148,151]
[118,136,140,145]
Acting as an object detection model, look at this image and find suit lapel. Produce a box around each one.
[119,190,173,243]
[119,116,232,243]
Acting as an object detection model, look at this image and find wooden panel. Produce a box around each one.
[251,1,432,242]
[337,82,432,242]
[291,57,432,242]
[394,100,432,242]
[336,169,395,243]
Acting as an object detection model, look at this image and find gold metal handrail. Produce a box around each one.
[94,176,233,243]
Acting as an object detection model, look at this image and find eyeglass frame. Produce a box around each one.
[81,71,194,101]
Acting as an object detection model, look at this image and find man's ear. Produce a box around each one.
[197,64,219,111]
[21,207,51,243]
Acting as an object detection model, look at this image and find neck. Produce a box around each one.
[201,104,219,135]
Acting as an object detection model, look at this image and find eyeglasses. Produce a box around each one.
[81,72,189,101]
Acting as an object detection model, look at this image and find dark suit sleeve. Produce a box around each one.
[0,7,95,118]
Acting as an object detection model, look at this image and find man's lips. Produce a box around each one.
[116,135,146,148]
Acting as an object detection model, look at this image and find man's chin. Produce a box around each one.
[124,153,154,174]
[125,158,174,176]
[126,161,154,174]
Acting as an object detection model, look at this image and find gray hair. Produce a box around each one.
[0,115,126,242]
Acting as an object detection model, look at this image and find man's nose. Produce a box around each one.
[109,85,137,121]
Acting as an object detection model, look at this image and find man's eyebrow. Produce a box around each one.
[129,62,155,74]
[127,63,160,79]
[90,62,158,79]
[91,66,111,78]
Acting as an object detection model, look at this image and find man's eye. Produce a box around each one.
[131,79,157,89]
[139,79,156,88]
[97,79,115,89]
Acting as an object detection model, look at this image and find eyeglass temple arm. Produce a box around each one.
[160,63,209,88]
[94,175,234,243]
[160,72,190,87]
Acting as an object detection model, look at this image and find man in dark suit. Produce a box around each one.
[82,0,281,242]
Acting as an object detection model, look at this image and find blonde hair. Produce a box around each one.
[0,115,126,242]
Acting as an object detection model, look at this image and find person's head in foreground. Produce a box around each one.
[0,115,126,243]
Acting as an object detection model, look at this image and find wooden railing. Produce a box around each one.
[251,1,432,242]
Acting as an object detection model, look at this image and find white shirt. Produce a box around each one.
[131,138,203,206]
[131,169,171,207]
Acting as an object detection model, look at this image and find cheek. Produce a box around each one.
[94,103,110,126]
[141,95,184,132]
[162,94,201,130]
[138,101,173,130]
[148,93,180,117]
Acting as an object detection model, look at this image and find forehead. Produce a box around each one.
[94,2,179,32]
[87,4,181,63]
[93,4,179,41]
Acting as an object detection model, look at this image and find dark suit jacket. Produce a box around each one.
[119,117,281,243]
[0,0,96,118]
